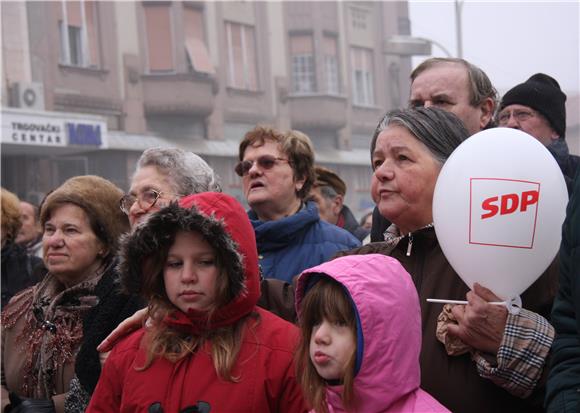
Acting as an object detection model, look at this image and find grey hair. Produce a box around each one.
[135,147,222,195]
[318,185,339,200]
[370,107,470,166]
[411,57,498,128]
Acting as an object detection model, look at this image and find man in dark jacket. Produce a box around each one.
[546,170,580,412]
[498,73,579,195]
[15,201,43,258]
[308,166,369,242]
[1,188,43,308]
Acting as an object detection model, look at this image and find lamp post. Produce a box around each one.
[455,0,464,58]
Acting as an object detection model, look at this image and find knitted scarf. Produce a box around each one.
[1,266,106,398]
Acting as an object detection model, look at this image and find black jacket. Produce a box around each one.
[1,242,43,308]
[340,205,369,242]
[546,170,580,412]
[547,137,580,196]
[65,261,145,411]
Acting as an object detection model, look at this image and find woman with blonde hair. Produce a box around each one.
[1,188,42,308]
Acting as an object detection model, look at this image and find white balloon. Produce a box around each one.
[433,128,568,300]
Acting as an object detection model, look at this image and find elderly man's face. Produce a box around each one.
[308,186,341,225]
[410,62,492,135]
[497,104,559,147]
[16,202,40,244]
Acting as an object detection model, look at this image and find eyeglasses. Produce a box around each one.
[498,109,536,125]
[119,189,164,215]
[234,155,290,177]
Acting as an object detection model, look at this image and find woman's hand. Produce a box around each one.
[97,308,148,352]
[446,283,508,355]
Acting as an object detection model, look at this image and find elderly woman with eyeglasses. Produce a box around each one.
[235,125,360,284]
[120,147,221,228]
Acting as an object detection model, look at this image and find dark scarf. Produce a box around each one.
[547,138,580,195]
[547,137,571,171]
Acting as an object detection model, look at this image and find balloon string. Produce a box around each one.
[426,295,522,315]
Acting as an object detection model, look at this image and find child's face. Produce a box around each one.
[164,230,219,313]
[309,317,356,381]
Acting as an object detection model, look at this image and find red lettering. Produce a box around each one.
[481,196,499,219]
[481,190,539,220]
[520,190,539,212]
[500,193,519,215]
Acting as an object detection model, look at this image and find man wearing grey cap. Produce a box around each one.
[308,165,369,241]
[498,73,579,193]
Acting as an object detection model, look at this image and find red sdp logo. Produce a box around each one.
[481,190,539,219]
[470,178,541,249]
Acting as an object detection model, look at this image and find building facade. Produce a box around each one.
[1,1,415,216]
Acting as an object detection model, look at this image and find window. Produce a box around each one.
[225,22,258,91]
[323,36,339,94]
[58,1,100,68]
[351,8,368,30]
[290,35,316,94]
[144,4,174,72]
[351,47,374,106]
[183,7,214,75]
[67,25,82,65]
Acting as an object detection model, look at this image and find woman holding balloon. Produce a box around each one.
[356,107,560,413]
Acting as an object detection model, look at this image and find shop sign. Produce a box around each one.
[2,112,65,146]
[1,110,108,148]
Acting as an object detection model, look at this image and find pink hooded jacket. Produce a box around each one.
[296,254,449,413]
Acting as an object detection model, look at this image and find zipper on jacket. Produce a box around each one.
[406,233,413,256]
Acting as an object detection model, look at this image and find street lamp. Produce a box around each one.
[455,0,464,58]
[383,35,453,58]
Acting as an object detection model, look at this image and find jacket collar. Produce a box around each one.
[249,201,319,247]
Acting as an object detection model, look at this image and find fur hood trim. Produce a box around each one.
[118,192,260,318]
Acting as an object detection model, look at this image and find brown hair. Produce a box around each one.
[1,188,23,242]
[296,276,357,413]
[137,230,252,382]
[238,125,315,199]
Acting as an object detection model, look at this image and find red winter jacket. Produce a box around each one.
[87,308,304,412]
[86,192,307,413]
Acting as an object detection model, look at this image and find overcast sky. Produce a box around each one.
[408,0,580,96]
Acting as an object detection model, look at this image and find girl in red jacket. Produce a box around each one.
[87,192,306,413]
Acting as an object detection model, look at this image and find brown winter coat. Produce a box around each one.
[351,227,558,413]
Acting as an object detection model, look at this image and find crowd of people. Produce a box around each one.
[1,57,578,413]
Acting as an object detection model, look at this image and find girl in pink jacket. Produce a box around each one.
[295,254,449,413]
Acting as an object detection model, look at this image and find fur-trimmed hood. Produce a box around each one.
[118,192,260,327]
